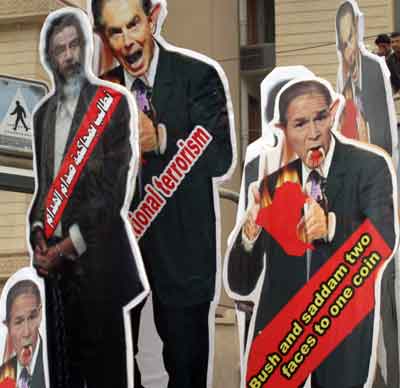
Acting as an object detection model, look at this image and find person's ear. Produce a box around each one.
[329,98,341,125]
[148,4,161,34]
[329,98,340,122]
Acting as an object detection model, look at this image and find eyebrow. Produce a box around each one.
[315,108,329,119]
[106,26,123,35]
[293,116,307,124]
[291,108,329,124]
[106,16,138,36]
[12,306,41,320]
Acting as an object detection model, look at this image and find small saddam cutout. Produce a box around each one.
[27,7,149,388]
[89,0,236,387]
[0,268,48,388]
[335,0,398,167]
[223,73,399,388]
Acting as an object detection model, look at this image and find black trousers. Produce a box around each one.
[46,272,131,388]
[300,376,363,388]
[131,301,145,388]
[133,295,211,388]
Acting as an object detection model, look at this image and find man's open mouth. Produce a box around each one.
[21,344,33,365]
[306,146,325,168]
[126,50,143,65]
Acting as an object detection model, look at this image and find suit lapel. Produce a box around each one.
[63,81,96,157]
[31,342,44,386]
[152,44,174,120]
[326,139,347,210]
[44,96,57,187]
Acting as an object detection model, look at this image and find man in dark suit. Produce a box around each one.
[336,1,393,156]
[92,0,234,386]
[0,280,45,387]
[30,10,145,388]
[226,79,397,388]
[387,32,400,94]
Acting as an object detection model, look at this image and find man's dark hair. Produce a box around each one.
[336,1,356,51]
[92,0,153,32]
[265,80,291,123]
[391,32,400,39]
[6,280,41,323]
[278,81,332,126]
[45,13,85,71]
[375,34,391,45]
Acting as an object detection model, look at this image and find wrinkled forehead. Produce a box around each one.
[50,25,79,51]
[287,93,330,120]
[10,294,40,320]
[101,0,144,23]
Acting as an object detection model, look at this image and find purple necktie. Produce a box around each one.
[18,367,31,388]
[306,170,328,279]
[308,170,323,203]
[131,78,156,124]
[308,170,328,212]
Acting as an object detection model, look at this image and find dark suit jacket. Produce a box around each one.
[29,79,144,320]
[386,52,400,93]
[0,342,44,387]
[360,54,393,156]
[102,45,234,306]
[227,139,395,387]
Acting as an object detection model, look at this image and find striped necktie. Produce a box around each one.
[131,78,156,124]
[18,367,31,388]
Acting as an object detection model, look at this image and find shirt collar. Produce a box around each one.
[124,41,160,89]
[302,135,336,185]
[16,337,41,381]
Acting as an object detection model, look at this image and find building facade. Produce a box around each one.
[239,0,400,152]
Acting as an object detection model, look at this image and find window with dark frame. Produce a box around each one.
[246,0,275,45]
[248,95,262,144]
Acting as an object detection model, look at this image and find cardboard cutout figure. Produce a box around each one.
[89,0,236,387]
[224,73,399,388]
[28,7,148,388]
[234,66,315,366]
[0,268,48,388]
[335,0,398,166]
[336,3,400,386]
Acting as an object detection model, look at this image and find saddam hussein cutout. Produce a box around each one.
[29,9,144,388]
